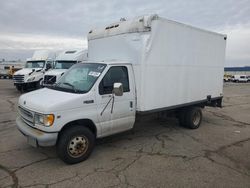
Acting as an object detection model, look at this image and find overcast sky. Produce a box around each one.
[0,0,250,66]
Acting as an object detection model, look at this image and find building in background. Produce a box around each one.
[224,66,250,76]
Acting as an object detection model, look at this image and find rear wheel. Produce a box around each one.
[178,107,202,129]
[177,109,186,127]
[185,107,202,129]
[57,126,95,164]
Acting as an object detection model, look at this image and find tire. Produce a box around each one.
[184,107,202,129]
[36,80,42,89]
[177,109,187,127]
[57,126,95,164]
[16,85,22,92]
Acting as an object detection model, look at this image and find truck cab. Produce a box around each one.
[13,50,54,91]
[16,61,136,163]
[43,49,88,86]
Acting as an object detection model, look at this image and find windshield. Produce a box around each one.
[25,61,45,68]
[54,61,77,69]
[51,63,106,93]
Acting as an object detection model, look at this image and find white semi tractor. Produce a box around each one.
[16,15,226,164]
[43,49,88,86]
[13,50,55,91]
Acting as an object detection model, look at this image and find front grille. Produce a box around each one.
[18,106,34,126]
[13,75,24,83]
[44,75,56,85]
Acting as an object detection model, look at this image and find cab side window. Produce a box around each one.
[99,66,129,95]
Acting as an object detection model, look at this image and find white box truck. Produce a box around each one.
[13,50,55,91]
[43,49,88,86]
[16,15,226,164]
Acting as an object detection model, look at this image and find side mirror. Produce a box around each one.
[113,83,123,96]
[46,64,52,70]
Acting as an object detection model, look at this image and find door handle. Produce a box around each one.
[83,100,94,104]
[130,101,133,108]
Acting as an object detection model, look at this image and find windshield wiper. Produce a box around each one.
[62,82,77,93]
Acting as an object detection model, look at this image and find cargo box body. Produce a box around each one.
[88,15,226,112]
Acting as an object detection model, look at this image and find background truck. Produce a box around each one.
[13,50,55,91]
[16,14,226,164]
[0,65,22,79]
[43,49,87,86]
[231,75,248,82]
[0,66,11,79]
[223,74,232,82]
[8,66,23,78]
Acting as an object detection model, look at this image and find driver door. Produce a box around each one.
[96,65,136,137]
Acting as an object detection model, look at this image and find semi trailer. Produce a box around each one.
[16,14,226,164]
[43,49,88,86]
[13,50,55,91]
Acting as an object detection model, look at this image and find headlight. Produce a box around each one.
[27,77,35,82]
[34,113,54,126]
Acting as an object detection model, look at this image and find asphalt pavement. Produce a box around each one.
[0,80,249,188]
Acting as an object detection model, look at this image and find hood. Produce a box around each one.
[44,69,66,76]
[14,68,42,76]
[18,88,89,113]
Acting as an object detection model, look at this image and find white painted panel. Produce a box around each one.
[88,16,226,112]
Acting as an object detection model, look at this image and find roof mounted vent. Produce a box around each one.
[143,14,159,27]
[105,24,119,30]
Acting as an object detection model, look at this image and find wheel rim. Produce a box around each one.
[67,136,89,158]
[192,111,201,126]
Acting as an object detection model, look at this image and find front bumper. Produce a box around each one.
[14,81,37,86]
[16,116,58,147]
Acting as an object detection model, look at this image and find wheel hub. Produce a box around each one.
[68,136,88,158]
[192,111,201,126]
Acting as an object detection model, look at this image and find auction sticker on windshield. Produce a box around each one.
[88,71,101,77]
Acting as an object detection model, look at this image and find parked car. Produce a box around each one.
[223,74,232,82]
[231,75,248,82]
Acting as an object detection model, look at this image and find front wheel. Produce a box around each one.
[57,126,95,164]
[36,80,43,89]
[16,85,26,92]
[16,85,22,91]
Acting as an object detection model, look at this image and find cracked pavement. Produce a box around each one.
[0,80,250,188]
